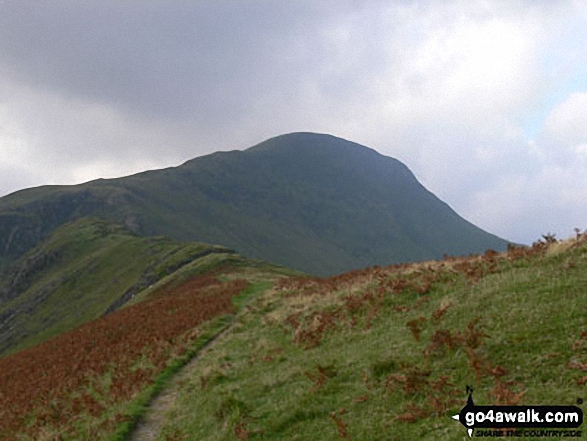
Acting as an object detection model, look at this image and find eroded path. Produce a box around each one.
[130,327,231,441]
[128,278,281,440]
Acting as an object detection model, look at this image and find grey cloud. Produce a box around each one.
[0,0,400,165]
[0,1,357,121]
[0,162,41,197]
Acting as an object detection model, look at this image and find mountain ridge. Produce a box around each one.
[0,132,509,276]
[0,216,292,357]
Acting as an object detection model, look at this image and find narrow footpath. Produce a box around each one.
[130,327,231,440]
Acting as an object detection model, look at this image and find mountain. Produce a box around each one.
[0,217,291,357]
[0,132,509,276]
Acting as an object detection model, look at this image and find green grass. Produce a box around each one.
[109,280,277,440]
[0,218,288,358]
[151,240,587,440]
[109,314,235,441]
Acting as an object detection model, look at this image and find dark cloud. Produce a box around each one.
[0,1,354,121]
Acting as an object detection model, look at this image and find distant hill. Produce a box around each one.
[0,132,509,276]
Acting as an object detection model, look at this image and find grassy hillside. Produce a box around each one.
[0,217,290,357]
[1,230,583,440]
[0,236,294,440]
[147,233,587,440]
[0,132,509,276]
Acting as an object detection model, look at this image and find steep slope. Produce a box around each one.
[0,132,509,276]
[0,217,289,357]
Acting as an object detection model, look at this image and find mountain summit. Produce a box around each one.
[0,132,508,275]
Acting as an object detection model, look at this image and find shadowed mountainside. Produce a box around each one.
[0,132,509,276]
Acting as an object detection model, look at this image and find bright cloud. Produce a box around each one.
[543,92,587,144]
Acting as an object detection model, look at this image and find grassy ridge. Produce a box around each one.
[0,260,289,440]
[152,235,587,440]
[0,217,241,357]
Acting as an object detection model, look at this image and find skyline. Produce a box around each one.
[1,1,586,244]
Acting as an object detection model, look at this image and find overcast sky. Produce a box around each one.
[0,1,586,244]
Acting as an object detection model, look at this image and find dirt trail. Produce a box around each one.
[130,327,231,441]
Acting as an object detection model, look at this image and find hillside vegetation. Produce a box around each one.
[0,230,584,440]
[146,233,587,440]
[0,133,509,276]
[0,240,294,440]
[0,217,292,358]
